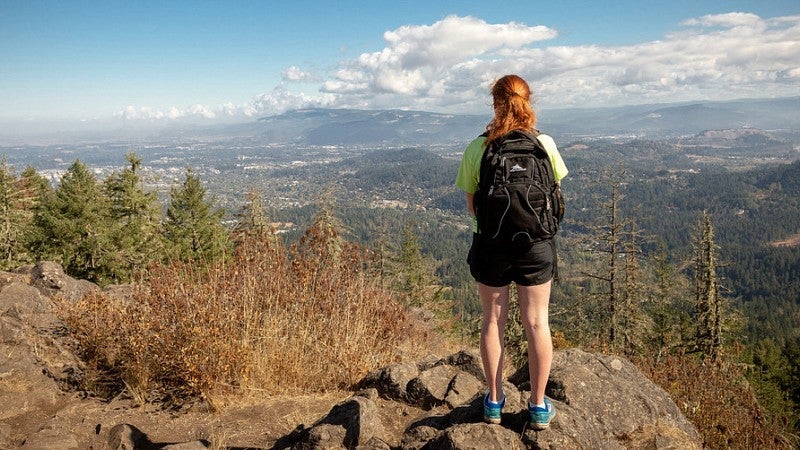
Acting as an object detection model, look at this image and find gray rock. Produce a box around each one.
[107,423,156,450]
[437,349,485,382]
[427,423,527,450]
[295,396,385,450]
[407,364,458,407]
[0,315,25,344]
[18,426,80,450]
[444,372,483,408]
[357,361,419,401]
[0,282,53,328]
[400,424,441,450]
[30,261,99,302]
[514,348,702,449]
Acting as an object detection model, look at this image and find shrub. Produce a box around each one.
[59,224,423,404]
[636,351,796,449]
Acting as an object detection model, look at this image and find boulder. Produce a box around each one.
[107,423,156,450]
[345,349,702,449]
[407,364,459,407]
[425,423,526,450]
[436,349,484,382]
[519,348,702,449]
[444,372,484,409]
[357,362,420,402]
[294,396,385,450]
[29,261,100,302]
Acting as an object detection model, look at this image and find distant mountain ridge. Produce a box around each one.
[240,97,800,146]
[540,97,800,139]
[4,97,797,147]
[254,108,488,145]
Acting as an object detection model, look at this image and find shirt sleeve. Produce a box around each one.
[455,136,486,194]
[537,134,568,182]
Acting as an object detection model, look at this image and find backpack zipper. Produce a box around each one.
[491,186,511,239]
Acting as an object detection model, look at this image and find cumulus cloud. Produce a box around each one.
[282,65,318,82]
[117,104,217,121]
[249,84,336,114]
[322,15,557,102]
[319,13,800,111]
[118,13,799,123]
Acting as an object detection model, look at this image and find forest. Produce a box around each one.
[1,133,799,446]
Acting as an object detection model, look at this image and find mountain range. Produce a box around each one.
[3,97,798,147]
[233,96,800,145]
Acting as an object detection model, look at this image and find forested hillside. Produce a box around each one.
[1,125,799,445]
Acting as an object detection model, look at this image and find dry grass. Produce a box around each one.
[636,350,797,450]
[58,225,430,406]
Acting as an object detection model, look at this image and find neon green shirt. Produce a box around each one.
[455,133,568,231]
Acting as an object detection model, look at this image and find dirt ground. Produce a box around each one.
[769,232,800,248]
[1,375,439,449]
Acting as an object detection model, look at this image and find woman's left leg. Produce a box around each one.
[479,282,510,402]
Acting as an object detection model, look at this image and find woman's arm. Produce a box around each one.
[465,192,475,217]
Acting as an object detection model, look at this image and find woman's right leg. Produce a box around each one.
[479,282,510,402]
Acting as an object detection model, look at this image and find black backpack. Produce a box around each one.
[474,129,564,246]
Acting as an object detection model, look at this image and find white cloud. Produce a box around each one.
[282,65,318,82]
[117,13,800,123]
[116,104,217,121]
[680,12,763,28]
[322,15,557,101]
[317,13,800,111]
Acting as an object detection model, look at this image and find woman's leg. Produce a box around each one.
[479,282,510,402]
[517,280,553,406]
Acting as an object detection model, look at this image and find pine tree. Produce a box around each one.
[18,165,50,199]
[103,152,163,278]
[693,211,724,361]
[163,168,227,263]
[648,243,693,359]
[233,189,278,245]
[0,156,32,269]
[30,160,114,282]
[396,221,423,304]
[297,189,343,262]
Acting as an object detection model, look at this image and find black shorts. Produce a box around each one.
[467,234,555,287]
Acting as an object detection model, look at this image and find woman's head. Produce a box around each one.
[486,74,536,144]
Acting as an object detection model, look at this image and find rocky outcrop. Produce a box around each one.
[0,262,703,449]
[290,348,702,450]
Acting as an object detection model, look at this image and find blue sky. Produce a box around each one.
[1,0,798,133]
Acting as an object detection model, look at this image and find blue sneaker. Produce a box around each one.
[483,392,505,424]
[529,398,556,430]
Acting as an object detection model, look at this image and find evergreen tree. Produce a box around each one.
[163,168,227,263]
[235,190,271,238]
[693,211,725,361]
[0,156,33,268]
[232,189,281,255]
[619,216,651,356]
[18,165,51,199]
[647,243,693,359]
[297,189,343,262]
[103,152,163,278]
[30,160,114,282]
[397,220,432,307]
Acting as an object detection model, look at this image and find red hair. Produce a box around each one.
[485,75,536,145]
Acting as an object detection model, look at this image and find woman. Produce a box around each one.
[455,74,568,429]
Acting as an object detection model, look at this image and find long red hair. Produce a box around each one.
[485,75,536,145]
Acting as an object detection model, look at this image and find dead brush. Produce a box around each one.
[57,220,423,405]
[635,350,796,450]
